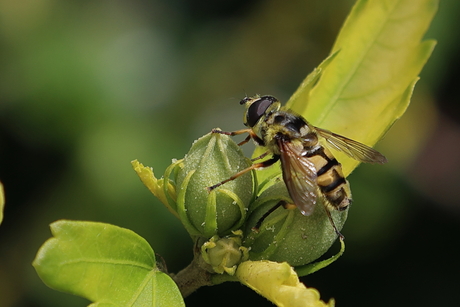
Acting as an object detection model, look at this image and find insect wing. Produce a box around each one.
[278,139,318,216]
[315,127,387,164]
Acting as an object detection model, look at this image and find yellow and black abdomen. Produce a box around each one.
[306,146,352,211]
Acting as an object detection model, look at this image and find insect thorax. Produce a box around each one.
[259,110,317,153]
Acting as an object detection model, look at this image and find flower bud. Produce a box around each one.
[243,181,347,267]
[201,230,248,275]
[175,131,255,238]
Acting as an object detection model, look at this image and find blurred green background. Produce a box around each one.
[0,0,459,306]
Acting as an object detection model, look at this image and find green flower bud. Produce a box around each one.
[243,181,347,267]
[175,131,256,238]
[201,230,248,275]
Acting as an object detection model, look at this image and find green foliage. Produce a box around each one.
[256,0,437,184]
[291,0,437,176]
[235,261,334,307]
[0,182,4,225]
[33,220,184,307]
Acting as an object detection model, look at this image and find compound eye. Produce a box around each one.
[246,97,275,127]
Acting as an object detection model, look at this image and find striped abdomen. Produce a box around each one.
[305,146,352,211]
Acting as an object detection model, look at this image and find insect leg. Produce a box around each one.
[211,128,251,137]
[324,206,345,240]
[237,134,252,146]
[206,155,280,192]
[211,128,264,146]
[251,151,271,162]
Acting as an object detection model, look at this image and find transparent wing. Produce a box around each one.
[315,127,387,164]
[278,139,319,216]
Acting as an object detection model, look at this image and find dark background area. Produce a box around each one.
[0,0,459,306]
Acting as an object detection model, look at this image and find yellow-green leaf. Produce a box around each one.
[132,159,180,219]
[287,0,437,176]
[236,260,334,307]
[0,182,4,225]
[33,220,185,307]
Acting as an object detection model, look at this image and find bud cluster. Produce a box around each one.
[133,130,346,270]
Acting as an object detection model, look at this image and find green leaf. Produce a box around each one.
[235,260,334,307]
[288,0,438,176]
[0,182,4,225]
[33,220,184,307]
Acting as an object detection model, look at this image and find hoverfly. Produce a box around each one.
[207,95,387,238]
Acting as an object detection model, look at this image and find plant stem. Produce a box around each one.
[172,255,213,298]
